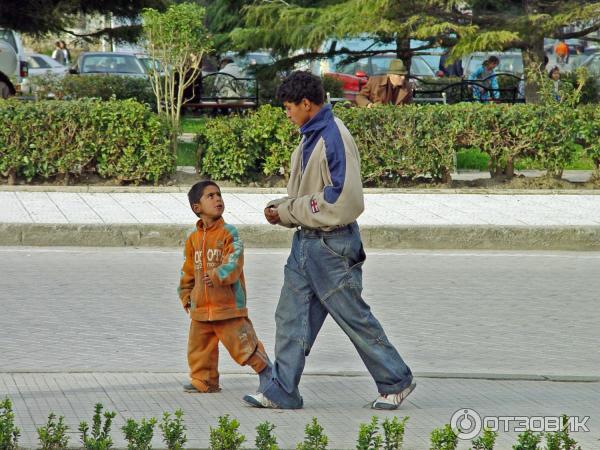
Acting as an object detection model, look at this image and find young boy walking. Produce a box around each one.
[179,180,271,393]
[243,71,414,410]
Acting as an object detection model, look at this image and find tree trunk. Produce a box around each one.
[395,36,412,72]
[522,37,546,104]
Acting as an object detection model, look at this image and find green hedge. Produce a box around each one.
[31,74,156,107]
[196,103,600,184]
[0,98,174,184]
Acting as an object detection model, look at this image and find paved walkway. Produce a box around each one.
[4,373,599,450]
[2,190,600,226]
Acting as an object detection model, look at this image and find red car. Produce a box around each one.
[323,53,436,101]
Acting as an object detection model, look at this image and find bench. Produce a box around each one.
[183,72,259,114]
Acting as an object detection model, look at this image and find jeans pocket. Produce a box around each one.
[319,235,348,259]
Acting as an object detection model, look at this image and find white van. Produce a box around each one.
[0,28,29,96]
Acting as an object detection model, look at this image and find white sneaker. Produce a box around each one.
[242,392,278,409]
[371,382,416,410]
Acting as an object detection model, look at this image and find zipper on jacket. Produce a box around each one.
[202,223,210,320]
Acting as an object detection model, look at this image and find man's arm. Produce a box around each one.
[355,78,375,107]
[178,235,195,309]
[276,136,364,229]
[208,226,244,286]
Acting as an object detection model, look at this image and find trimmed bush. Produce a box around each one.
[31,74,156,107]
[0,98,174,184]
[195,102,600,185]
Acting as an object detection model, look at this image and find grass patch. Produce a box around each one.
[180,117,206,134]
[457,148,594,171]
[456,149,489,171]
[177,142,198,167]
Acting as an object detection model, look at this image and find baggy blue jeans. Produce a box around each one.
[261,222,413,408]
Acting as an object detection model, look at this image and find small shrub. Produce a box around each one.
[255,421,278,450]
[543,415,582,450]
[471,427,498,450]
[122,417,157,450]
[0,397,20,450]
[512,430,542,450]
[297,418,328,450]
[357,416,382,450]
[429,424,457,450]
[209,415,245,450]
[79,403,117,450]
[159,410,187,450]
[382,416,408,450]
[37,412,70,450]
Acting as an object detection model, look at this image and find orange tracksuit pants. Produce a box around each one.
[187,317,268,392]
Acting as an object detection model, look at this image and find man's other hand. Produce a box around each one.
[264,206,280,224]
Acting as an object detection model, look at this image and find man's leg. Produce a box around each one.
[304,225,413,399]
[245,232,327,409]
[187,320,220,392]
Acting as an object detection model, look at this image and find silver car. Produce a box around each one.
[70,52,147,78]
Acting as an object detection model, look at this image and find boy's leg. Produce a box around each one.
[214,316,269,373]
[304,224,413,397]
[187,320,220,392]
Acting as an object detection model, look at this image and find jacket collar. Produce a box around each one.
[196,216,224,231]
[300,104,333,136]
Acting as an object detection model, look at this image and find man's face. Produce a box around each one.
[283,100,312,127]
[388,74,405,86]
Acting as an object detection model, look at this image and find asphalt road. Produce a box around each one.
[1,247,599,378]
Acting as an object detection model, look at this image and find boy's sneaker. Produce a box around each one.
[242,392,278,409]
[371,382,416,410]
[183,383,220,393]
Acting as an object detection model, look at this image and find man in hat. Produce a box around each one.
[355,59,413,107]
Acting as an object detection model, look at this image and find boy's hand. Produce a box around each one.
[202,273,214,287]
[184,303,190,314]
[264,206,280,225]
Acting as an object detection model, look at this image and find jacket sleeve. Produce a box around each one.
[276,134,364,229]
[355,78,374,106]
[178,235,195,307]
[208,228,244,286]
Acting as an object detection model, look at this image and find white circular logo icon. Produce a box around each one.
[451,408,482,440]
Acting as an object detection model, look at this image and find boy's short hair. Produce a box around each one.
[277,71,325,105]
[188,180,219,209]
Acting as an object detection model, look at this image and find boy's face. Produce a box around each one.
[192,185,224,220]
[283,99,312,127]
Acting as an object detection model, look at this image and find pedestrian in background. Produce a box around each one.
[470,56,500,102]
[356,59,414,107]
[51,41,65,65]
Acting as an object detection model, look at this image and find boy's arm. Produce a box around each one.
[178,235,195,307]
[208,226,244,286]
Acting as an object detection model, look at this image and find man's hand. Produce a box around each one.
[202,273,214,287]
[367,102,375,109]
[184,302,190,314]
[264,206,280,225]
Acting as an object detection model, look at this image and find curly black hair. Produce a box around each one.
[188,180,219,209]
[277,71,325,105]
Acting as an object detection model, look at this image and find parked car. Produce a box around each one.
[322,53,436,101]
[70,52,147,78]
[0,28,29,95]
[26,53,68,77]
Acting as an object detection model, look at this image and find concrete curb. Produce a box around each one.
[2,184,600,194]
[2,223,600,250]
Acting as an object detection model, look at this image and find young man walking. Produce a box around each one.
[243,71,415,410]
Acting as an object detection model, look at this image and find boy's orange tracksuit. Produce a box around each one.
[179,217,269,392]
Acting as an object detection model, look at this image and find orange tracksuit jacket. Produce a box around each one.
[179,217,248,321]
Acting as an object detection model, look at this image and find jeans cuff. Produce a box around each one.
[262,379,303,409]
[376,373,414,395]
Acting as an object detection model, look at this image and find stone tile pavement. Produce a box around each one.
[2,191,600,226]
[2,373,599,449]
